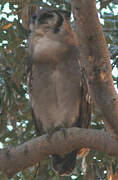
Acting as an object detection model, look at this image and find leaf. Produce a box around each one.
[2,23,13,30]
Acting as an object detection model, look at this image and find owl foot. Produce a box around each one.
[46,130,55,141]
[46,127,67,141]
[46,128,60,141]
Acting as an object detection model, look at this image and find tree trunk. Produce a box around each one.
[71,0,118,141]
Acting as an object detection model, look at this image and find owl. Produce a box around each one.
[27,8,91,176]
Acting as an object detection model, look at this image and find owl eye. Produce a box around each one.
[39,13,54,24]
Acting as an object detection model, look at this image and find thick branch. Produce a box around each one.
[71,0,118,140]
[0,128,118,178]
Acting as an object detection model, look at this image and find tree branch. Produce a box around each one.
[100,0,113,9]
[71,0,118,141]
[0,127,118,178]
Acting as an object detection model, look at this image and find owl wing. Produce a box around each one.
[26,58,43,136]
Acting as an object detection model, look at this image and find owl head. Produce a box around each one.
[29,9,71,33]
[28,8,78,63]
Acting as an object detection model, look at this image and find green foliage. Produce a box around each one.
[0,0,118,179]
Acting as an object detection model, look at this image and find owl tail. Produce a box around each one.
[52,151,77,176]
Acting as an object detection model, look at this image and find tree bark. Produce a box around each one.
[71,0,118,141]
[0,127,118,178]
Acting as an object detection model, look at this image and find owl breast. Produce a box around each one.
[28,31,78,63]
[32,36,62,62]
[31,57,81,133]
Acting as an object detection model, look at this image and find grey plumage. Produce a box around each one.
[28,9,91,176]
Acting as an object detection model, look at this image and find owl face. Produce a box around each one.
[28,9,78,63]
[29,9,70,33]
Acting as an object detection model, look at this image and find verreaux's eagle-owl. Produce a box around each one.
[27,8,91,176]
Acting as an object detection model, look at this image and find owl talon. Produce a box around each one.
[46,130,54,141]
[46,127,66,141]
[46,128,59,141]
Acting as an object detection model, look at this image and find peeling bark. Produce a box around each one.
[71,0,118,141]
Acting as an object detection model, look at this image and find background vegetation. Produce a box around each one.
[0,0,118,179]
